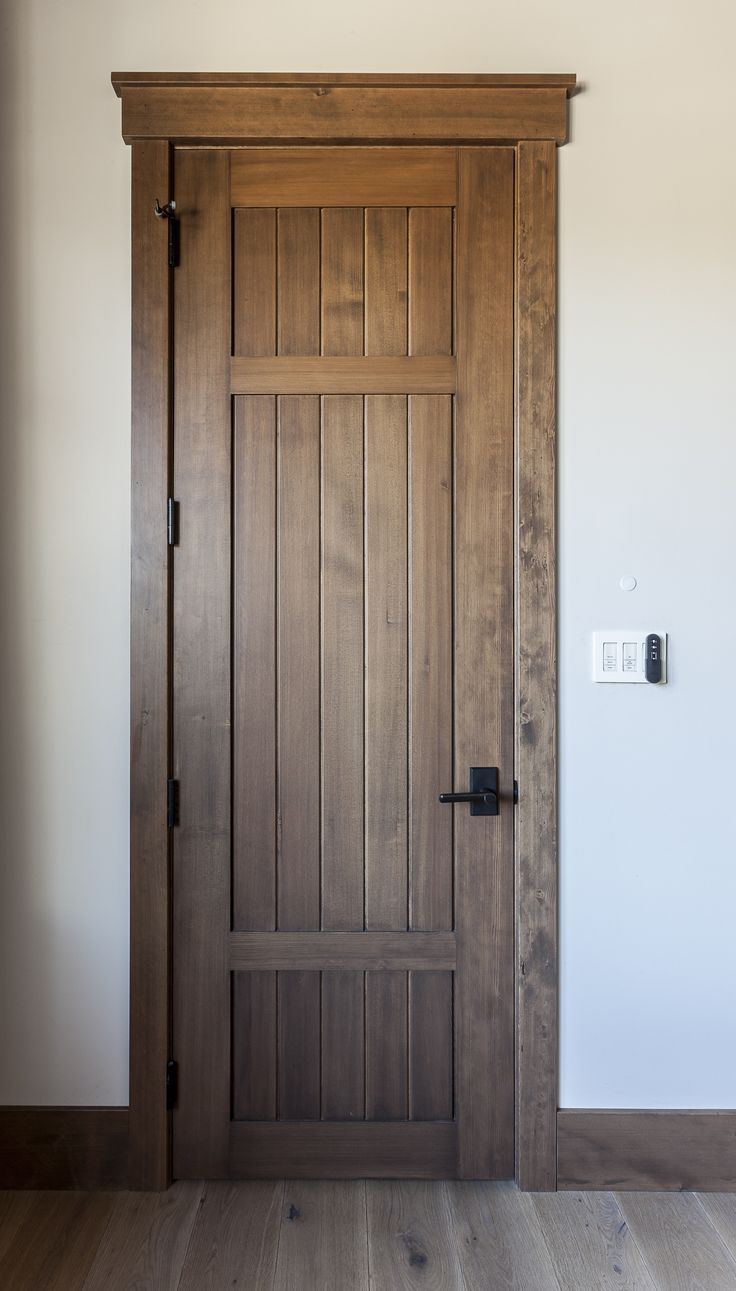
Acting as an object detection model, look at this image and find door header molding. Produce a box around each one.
[111,72,576,145]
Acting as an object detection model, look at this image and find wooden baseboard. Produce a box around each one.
[0,1107,129,1189]
[557,1109,736,1192]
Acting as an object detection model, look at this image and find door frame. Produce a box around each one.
[113,72,575,1191]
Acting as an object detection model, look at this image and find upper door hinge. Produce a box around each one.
[154,198,180,268]
[167,497,179,546]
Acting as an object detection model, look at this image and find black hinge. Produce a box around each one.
[167,779,179,829]
[154,199,180,268]
[513,780,519,804]
[167,497,179,546]
[166,1059,178,1111]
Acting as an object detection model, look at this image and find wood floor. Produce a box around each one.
[2,1181,736,1289]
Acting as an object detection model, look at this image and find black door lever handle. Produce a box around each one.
[439,767,499,816]
[439,790,497,807]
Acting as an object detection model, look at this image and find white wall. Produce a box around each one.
[1,0,734,1107]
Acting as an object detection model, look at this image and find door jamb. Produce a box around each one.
[119,74,570,1191]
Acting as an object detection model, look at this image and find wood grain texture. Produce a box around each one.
[533,1191,658,1290]
[321,973,365,1120]
[117,85,570,145]
[366,1179,464,1289]
[558,1110,736,1191]
[229,931,456,969]
[177,1181,283,1290]
[277,208,320,355]
[278,972,321,1120]
[366,972,408,1121]
[233,397,277,930]
[81,1182,203,1290]
[697,1193,736,1263]
[454,147,515,1179]
[277,395,321,930]
[231,356,456,393]
[364,394,408,930]
[365,208,408,356]
[408,208,453,356]
[274,1182,369,1291]
[0,1107,128,1190]
[233,208,276,355]
[408,395,452,931]
[617,1191,736,1289]
[0,1191,116,1291]
[128,139,171,1192]
[446,1180,560,1291]
[515,139,559,1192]
[229,1122,456,1178]
[321,210,364,355]
[232,148,457,207]
[408,973,453,1121]
[232,972,277,1120]
[321,396,364,929]
[172,149,232,1179]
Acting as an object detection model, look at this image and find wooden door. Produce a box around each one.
[172,146,515,1180]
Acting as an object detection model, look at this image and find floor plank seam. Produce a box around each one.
[173,1180,207,1291]
[693,1192,736,1278]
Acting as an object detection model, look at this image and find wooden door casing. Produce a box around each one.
[119,74,568,1193]
[172,146,515,1180]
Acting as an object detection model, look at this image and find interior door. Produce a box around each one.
[172,145,515,1180]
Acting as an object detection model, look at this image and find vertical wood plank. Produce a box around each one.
[364,394,408,931]
[279,971,321,1120]
[172,149,231,1178]
[409,971,453,1120]
[408,395,453,931]
[321,395,364,931]
[321,972,365,1120]
[454,147,515,1178]
[277,394,321,931]
[321,208,364,355]
[233,971,277,1120]
[408,206,453,355]
[515,139,558,1192]
[364,207,408,355]
[365,972,408,1120]
[278,208,321,355]
[128,139,171,1191]
[233,208,276,356]
[233,396,277,931]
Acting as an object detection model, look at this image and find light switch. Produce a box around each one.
[593,631,667,683]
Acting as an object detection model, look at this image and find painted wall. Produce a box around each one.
[1,0,734,1107]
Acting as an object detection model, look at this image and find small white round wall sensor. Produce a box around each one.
[619,576,637,591]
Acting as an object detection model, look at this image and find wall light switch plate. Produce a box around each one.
[592,631,668,683]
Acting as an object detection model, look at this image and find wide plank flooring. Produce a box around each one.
[1,1182,735,1289]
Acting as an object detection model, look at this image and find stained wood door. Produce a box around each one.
[172,146,515,1180]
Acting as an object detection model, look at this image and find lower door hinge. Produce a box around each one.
[167,779,179,829]
[154,198,180,268]
[166,1059,178,1111]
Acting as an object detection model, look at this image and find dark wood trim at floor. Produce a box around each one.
[0,1108,129,1189]
[558,1109,736,1191]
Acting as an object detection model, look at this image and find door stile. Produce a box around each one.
[172,149,232,1178]
[454,148,516,1178]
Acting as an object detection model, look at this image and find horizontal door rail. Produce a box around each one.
[229,1121,457,1179]
[230,355,456,395]
[229,930,457,971]
[231,146,458,206]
